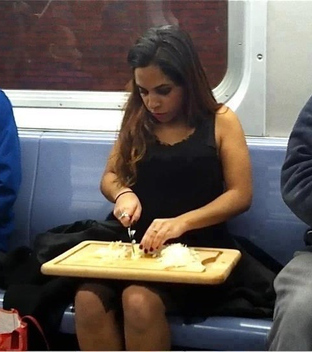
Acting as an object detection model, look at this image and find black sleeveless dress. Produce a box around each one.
[131,116,238,249]
[106,116,276,318]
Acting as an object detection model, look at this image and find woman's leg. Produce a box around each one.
[75,281,123,351]
[122,284,171,351]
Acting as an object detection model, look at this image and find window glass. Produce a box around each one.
[0,0,227,91]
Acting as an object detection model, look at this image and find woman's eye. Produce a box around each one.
[138,89,148,96]
[157,87,171,96]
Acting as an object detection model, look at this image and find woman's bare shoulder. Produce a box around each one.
[215,105,245,146]
[215,105,241,128]
[216,105,237,119]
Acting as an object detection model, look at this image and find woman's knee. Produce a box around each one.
[75,282,116,323]
[122,285,166,329]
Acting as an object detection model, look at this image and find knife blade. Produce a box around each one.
[128,226,136,256]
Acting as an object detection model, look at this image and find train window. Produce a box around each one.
[2,0,267,136]
[1,0,227,91]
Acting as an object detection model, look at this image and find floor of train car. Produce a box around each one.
[53,333,79,350]
[53,334,205,351]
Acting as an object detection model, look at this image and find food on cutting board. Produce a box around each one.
[93,241,206,271]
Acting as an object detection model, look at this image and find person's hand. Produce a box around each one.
[140,217,186,252]
[114,192,142,227]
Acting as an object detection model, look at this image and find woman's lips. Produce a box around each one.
[152,113,166,120]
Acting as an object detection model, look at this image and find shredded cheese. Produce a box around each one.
[158,243,197,267]
[93,242,205,271]
[94,241,128,262]
[158,243,206,271]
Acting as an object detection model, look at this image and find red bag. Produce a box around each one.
[0,308,49,351]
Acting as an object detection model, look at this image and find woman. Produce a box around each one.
[74,25,271,351]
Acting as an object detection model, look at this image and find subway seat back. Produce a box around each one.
[7,131,308,351]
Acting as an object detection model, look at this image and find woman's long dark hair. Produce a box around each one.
[115,25,222,186]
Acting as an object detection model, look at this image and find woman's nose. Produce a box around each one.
[148,97,161,111]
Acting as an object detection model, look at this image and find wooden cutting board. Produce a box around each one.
[41,241,241,285]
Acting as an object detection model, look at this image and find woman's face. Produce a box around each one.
[134,64,184,124]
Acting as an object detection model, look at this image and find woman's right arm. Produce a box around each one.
[100,141,131,202]
[100,141,142,224]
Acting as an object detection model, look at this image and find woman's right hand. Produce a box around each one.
[113,191,142,227]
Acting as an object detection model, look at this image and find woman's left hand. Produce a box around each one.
[140,217,186,252]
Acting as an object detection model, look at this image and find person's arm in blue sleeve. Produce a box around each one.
[0,90,22,252]
[281,95,312,227]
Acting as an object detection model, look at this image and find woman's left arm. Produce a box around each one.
[178,107,252,232]
[180,107,252,231]
[141,107,252,251]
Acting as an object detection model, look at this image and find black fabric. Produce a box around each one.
[128,117,230,247]
[234,235,283,274]
[169,242,276,319]
[34,219,128,264]
[216,243,276,318]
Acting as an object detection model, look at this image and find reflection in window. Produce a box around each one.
[0,0,227,91]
